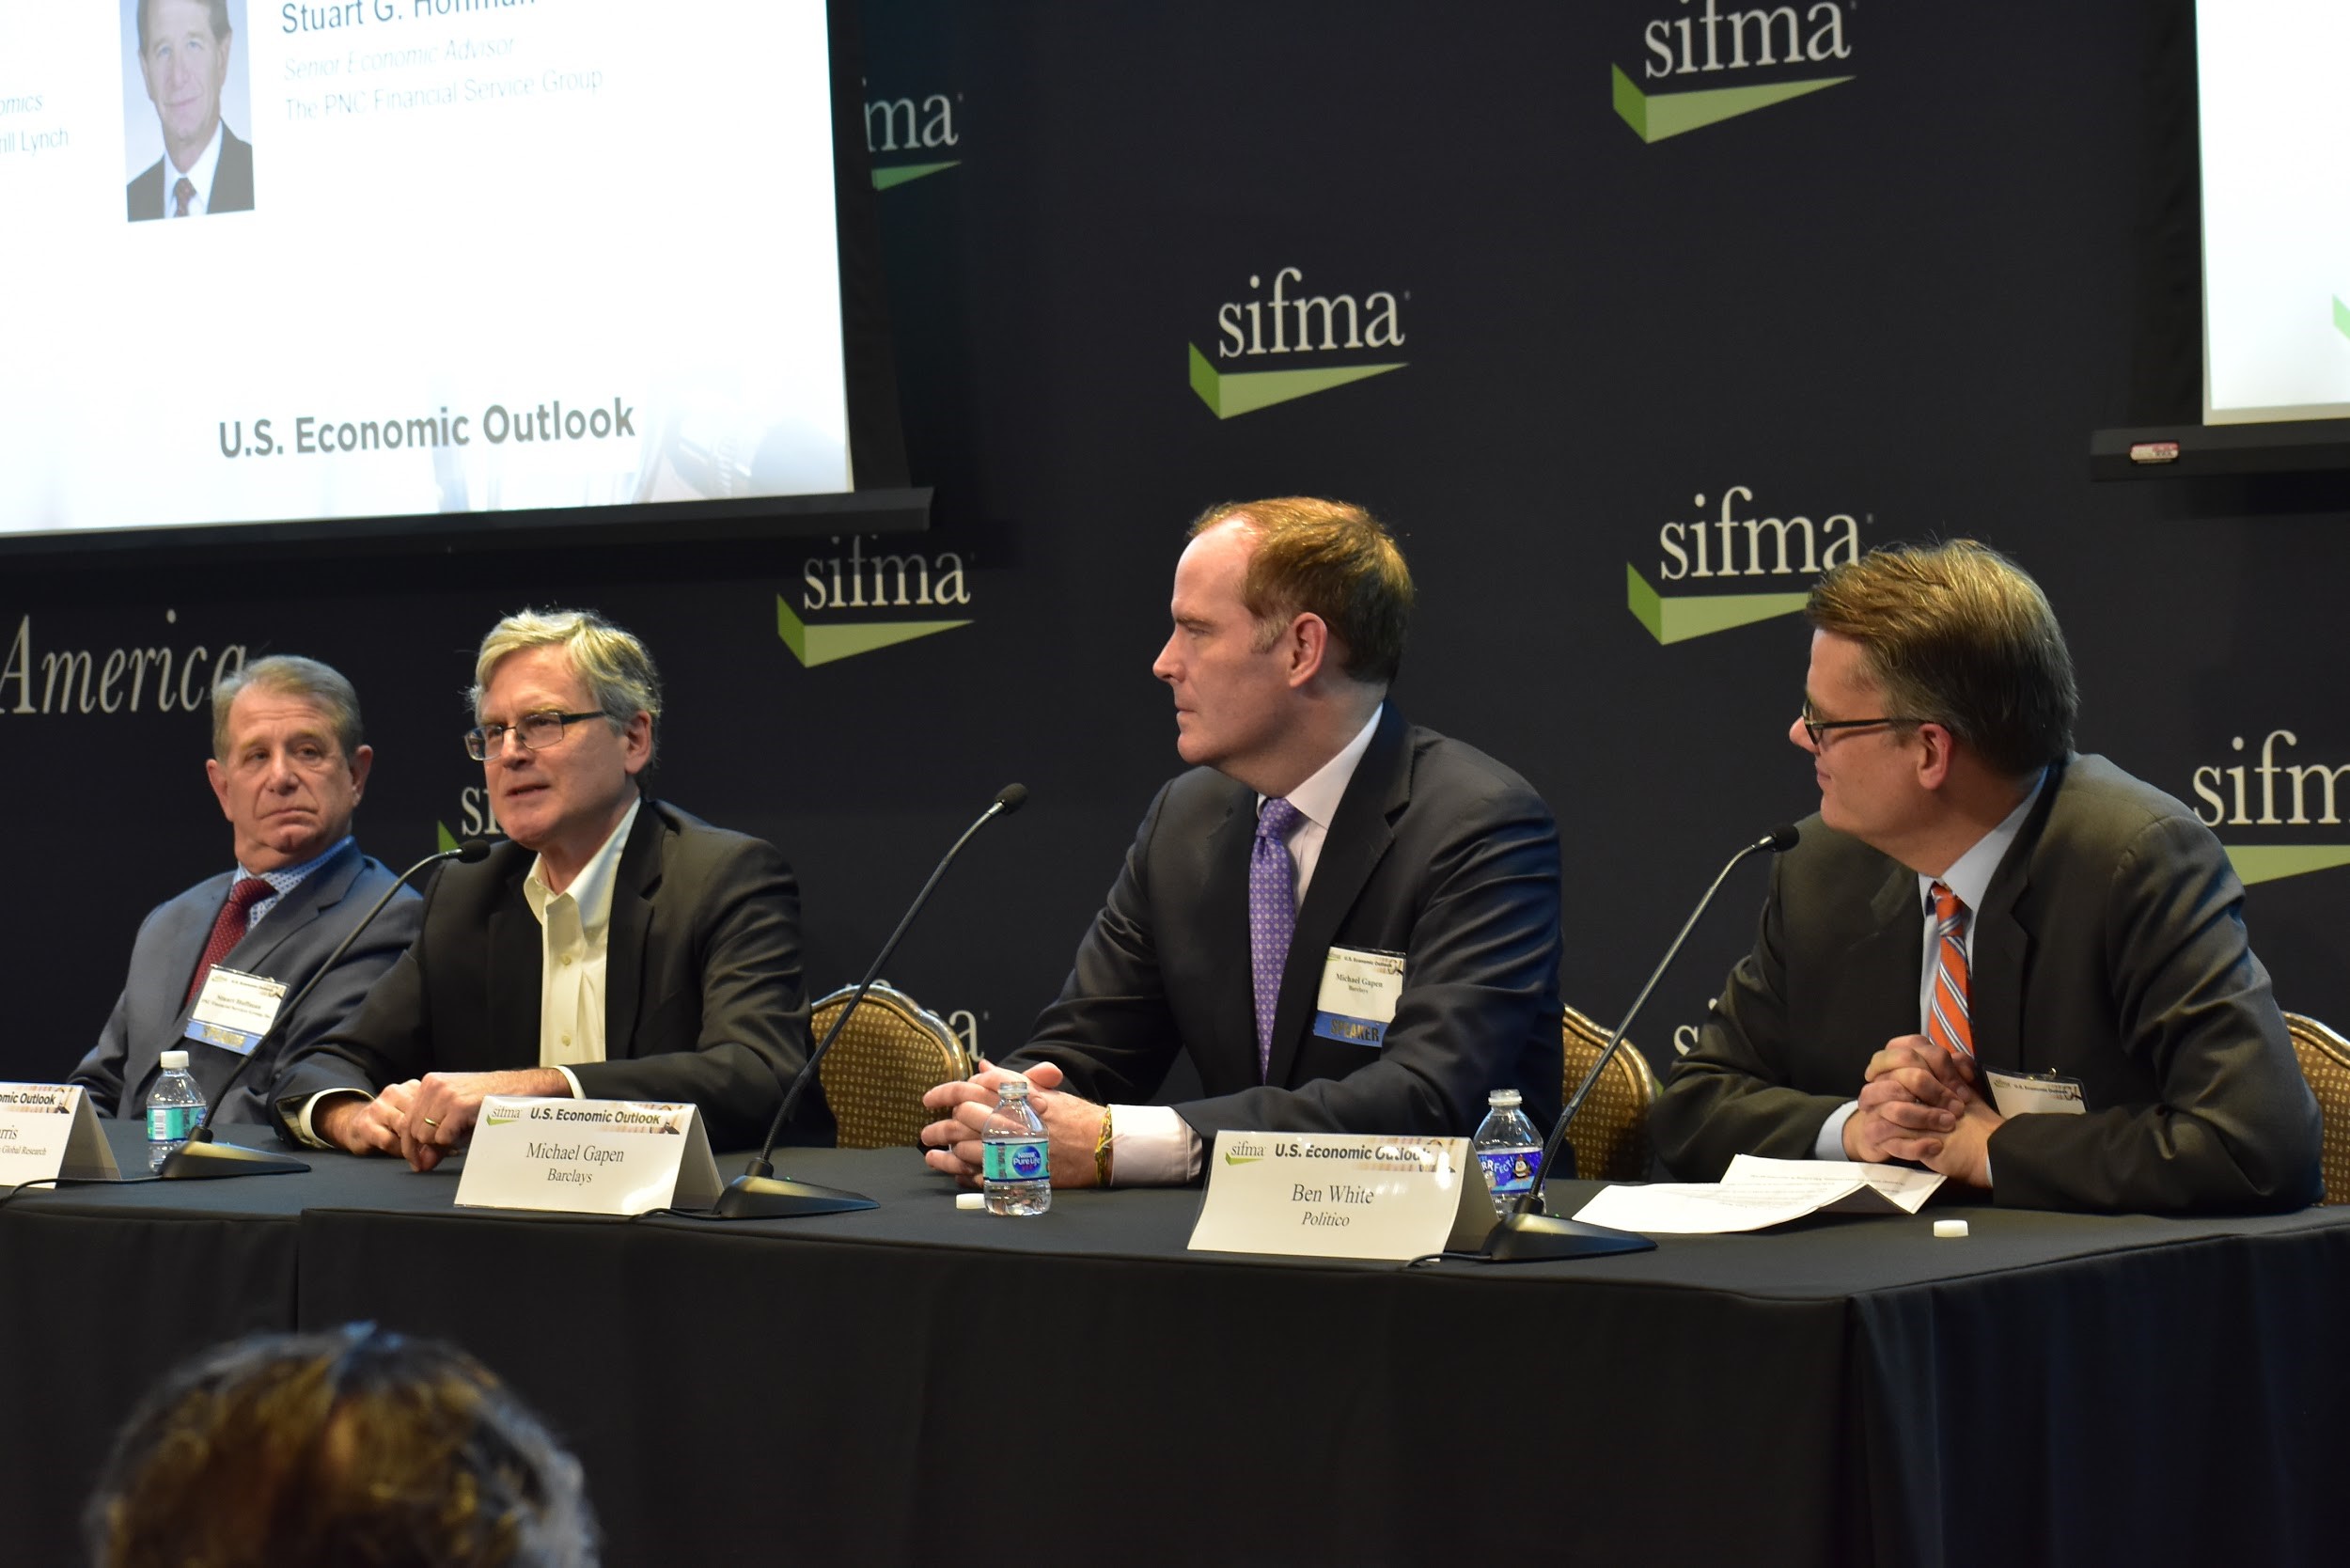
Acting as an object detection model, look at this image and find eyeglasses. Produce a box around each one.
[1798,701,1925,750]
[463,710,608,760]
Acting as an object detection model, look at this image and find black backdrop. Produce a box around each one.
[10,0,2345,1102]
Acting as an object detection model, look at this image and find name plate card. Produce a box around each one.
[454,1097,721,1216]
[0,1084,120,1189]
[1187,1131,1493,1262]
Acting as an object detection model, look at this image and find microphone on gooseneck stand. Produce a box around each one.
[1480,823,1801,1262]
[159,837,496,1180]
[706,783,1030,1220]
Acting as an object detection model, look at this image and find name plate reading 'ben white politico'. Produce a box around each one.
[1188,1131,1492,1261]
[0,1084,120,1189]
[454,1097,721,1216]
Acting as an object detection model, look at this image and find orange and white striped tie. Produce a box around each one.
[1926,881,1975,1060]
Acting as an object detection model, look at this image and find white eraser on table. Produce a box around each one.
[955,1192,984,1211]
[1934,1218,1968,1238]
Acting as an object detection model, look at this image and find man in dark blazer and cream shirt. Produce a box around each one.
[922,498,1564,1188]
[71,655,418,1124]
[1652,540,2320,1215]
[275,609,813,1164]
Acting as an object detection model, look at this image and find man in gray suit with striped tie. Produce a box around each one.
[69,655,418,1125]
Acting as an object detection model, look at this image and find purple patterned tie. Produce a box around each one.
[1250,797,1303,1081]
[172,177,195,218]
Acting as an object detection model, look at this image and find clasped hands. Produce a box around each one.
[316,1069,569,1171]
[1841,1034,2002,1187]
[919,1059,1105,1190]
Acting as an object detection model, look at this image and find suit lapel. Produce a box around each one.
[487,869,541,1066]
[602,803,665,1060]
[1967,766,2060,1074]
[1198,787,1257,1091]
[1265,708,1404,1087]
[1845,861,1929,1041]
[224,842,361,980]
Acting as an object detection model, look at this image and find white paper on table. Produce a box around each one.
[1571,1155,1945,1235]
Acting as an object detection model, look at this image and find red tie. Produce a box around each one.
[172,176,195,218]
[185,878,274,1006]
[1926,882,1974,1061]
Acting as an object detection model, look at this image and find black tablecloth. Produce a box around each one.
[7,1122,2348,1567]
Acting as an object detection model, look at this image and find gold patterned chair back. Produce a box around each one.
[1559,1005,1661,1182]
[812,983,970,1150]
[2285,1011,2350,1205]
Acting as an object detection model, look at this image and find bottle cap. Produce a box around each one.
[160,1049,191,1070]
[1489,1088,1522,1107]
[1934,1218,1969,1239]
[998,1075,1030,1098]
[955,1192,984,1211]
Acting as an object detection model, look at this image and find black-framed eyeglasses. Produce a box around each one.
[463,710,609,760]
[1798,701,1926,750]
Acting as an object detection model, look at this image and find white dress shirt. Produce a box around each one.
[525,798,641,1099]
[166,121,227,217]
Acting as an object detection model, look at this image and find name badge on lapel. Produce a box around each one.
[1985,1069,2086,1118]
[1313,946,1405,1047]
[183,966,288,1057]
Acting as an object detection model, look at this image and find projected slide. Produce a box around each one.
[2200,0,2350,424]
[0,0,848,539]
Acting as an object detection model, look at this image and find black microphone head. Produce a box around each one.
[1765,824,1801,853]
[455,836,496,863]
[992,783,1029,816]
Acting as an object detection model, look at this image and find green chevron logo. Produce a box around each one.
[1612,62,1850,143]
[1627,563,1808,644]
[2334,296,2350,342]
[777,594,968,668]
[873,161,960,190]
[1188,343,1405,419]
[436,822,460,855]
[2221,845,2350,886]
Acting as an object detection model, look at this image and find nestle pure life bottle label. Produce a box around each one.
[984,1138,1048,1182]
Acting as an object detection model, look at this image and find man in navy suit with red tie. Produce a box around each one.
[69,656,416,1124]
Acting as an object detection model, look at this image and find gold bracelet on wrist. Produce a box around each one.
[1093,1104,1115,1187]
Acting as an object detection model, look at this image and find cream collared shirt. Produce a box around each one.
[165,121,227,217]
[1108,708,1386,1185]
[525,797,641,1098]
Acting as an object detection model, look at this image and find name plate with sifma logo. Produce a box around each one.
[455,1097,721,1215]
[1187,1131,1492,1262]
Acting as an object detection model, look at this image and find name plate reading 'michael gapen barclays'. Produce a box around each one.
[455,1097,721,1216]
[1187,1132,1494,1262]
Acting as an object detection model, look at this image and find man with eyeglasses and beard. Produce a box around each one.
[274,609,816,1166]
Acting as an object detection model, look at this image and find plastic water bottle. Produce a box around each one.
[981,1076,1051,1215]
[1473,1088,1543,1218]
[146,1048,207,1173]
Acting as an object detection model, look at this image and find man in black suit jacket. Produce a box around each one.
[922,498,1563,1187]
[276,610,811,1165]
[70,654,417,1124]
[126,0,254,221]
[1652,540,2320,1214]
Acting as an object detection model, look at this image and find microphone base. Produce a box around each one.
[1480,1211,1655,1262]
[157,1137,310,1180]
[705,1172,878,1220]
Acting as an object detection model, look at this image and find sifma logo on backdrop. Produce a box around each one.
[1614,1,1853,144]
[1189,267,1407,419]
[1627,485,1863,643]
[776,535,972,667]
[865,82,960,188]
[2188,729,2350,886]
